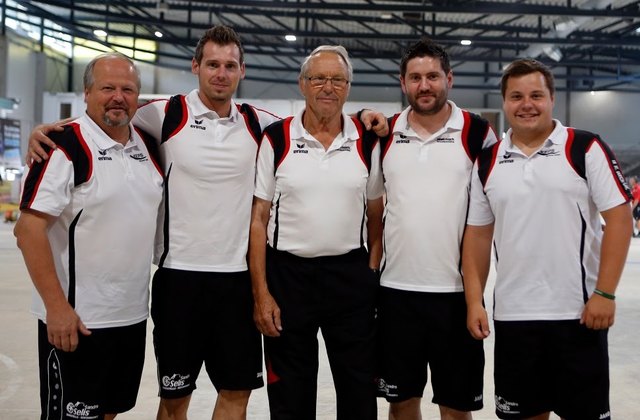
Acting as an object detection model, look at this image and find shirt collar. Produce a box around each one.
[504,119,566,151]
[80,113,138,151]
[393,100,463,138]
[186,89,240,122]
[289,108,359,148]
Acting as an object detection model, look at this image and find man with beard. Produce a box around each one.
[14,53,164,420]
[374,38,497,420]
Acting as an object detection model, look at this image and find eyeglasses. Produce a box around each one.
[305,76,350,89]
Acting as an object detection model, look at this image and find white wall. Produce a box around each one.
[569,91,640,148]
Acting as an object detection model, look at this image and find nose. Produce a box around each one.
[111,88,125,102]
[520,95,534,107]
[321,81,336,93]
[213,66,228,79]
[418,76,431,91]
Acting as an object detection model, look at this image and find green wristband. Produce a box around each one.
[593,288,616,300]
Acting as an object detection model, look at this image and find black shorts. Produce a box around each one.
[151,268,263,398]
[633,205,640,220]
[494,320,610,420]
[38,319,146,419]
[376,287,484,411]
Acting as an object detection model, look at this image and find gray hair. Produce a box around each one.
[299,45,353,82]
[83,52,141,90]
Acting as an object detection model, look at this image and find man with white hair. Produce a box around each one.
[249,45,384,419]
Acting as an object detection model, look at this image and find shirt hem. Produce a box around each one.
[379,281,463,293]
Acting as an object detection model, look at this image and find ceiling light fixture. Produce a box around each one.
[460,39,472,46]
[154,31,163,38]
[93,29,107,37]
[285,34,297,42]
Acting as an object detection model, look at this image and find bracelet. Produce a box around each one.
[593,288,616,300]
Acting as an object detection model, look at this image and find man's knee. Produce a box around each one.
[439,404,472,420]
[157,395,191,420]
[218,389,251,404]
[213,390,252,420]
[389,397,422,420]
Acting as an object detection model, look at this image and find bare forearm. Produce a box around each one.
[15,213,68,310]
[462,224,494,306]
[366,198,383,269]
[597,203,633,294]
[248,198,271,298]
[249,225,269,297]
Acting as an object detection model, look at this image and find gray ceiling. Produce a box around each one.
[10,0,640,91]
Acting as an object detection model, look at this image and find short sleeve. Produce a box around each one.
[20,148,75,216]
[366,142,384,200]
[585,140,632,212]
[467,160,495,226]
[254,133,276,201]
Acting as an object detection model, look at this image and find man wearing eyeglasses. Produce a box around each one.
[249,45,384,419]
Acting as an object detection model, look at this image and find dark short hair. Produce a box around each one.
[194,25,244,65]
[500,59,555,98]
[400,38,451,77]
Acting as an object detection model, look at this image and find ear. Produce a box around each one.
[446,70,454,89]
[240,62,246,80]
[191,57,199,75]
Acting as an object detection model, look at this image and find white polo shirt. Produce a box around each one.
[21,113,164,328]
[468,120,631,321]
[134,90,279,272]
[254,109,384,258]
[379,102,497,292]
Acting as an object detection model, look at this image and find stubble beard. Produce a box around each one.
[409,90,447,116]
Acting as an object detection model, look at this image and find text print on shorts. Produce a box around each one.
[376,378,398,398]
[65,401,100,419]
[495,395,520,415]
[162,373,191,391]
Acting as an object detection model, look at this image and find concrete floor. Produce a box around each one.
[1,219,639,419]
